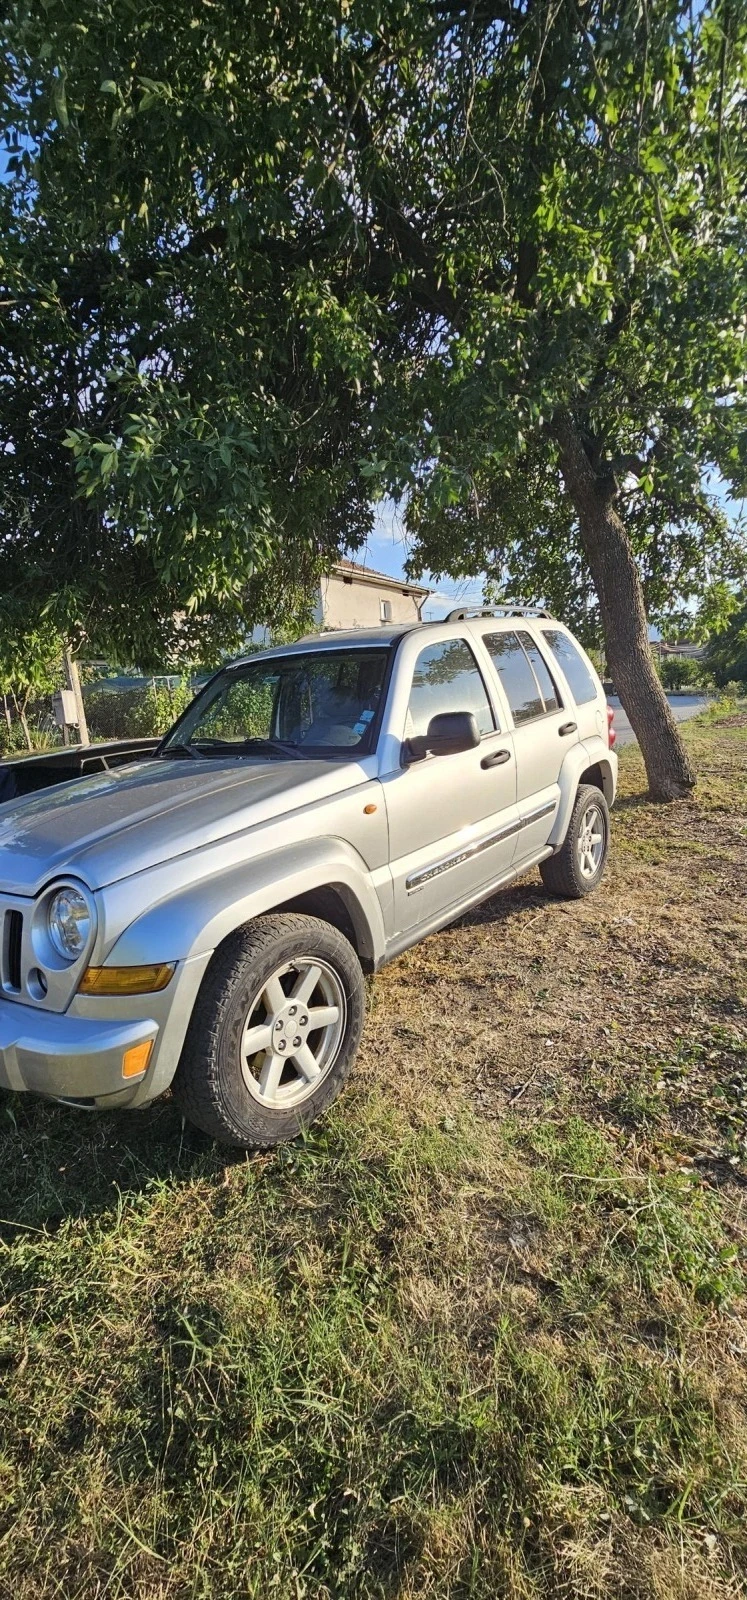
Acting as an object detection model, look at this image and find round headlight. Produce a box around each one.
[48,887,92,962]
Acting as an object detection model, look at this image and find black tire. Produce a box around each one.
[539,783,610,899]
[172,914,366,1148]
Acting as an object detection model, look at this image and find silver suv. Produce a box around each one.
[0,607,617,1146]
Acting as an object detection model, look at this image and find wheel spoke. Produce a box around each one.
[305,1004,340,1031]
[291,964,322,1006]
[242,1021,274,1057]
[262,975,287,1014]
[258,1053,286,1100]
[240,954,346,1111]
[294,1043,322,1082]
[589,830,603,846]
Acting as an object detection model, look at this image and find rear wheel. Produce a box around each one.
[539,783,610,899]
[172,914,366,1147]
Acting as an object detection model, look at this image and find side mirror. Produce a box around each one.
[405,710,481,763]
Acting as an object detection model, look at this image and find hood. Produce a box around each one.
[0,755,364,896]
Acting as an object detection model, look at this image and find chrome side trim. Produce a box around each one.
[406,820,519,893]
[383,844,554,965]
[405,799,556,893]
[521,799,557,827]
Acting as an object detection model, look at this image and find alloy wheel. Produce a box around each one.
[577,802,605,879]
[240,957,346,1108]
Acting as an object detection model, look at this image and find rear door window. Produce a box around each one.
[541,630,598,705]
[483,631,559,725]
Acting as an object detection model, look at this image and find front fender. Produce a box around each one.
[548,737,617,850]
[101,837,388,971]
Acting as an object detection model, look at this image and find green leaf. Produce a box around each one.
[52,78,69,128]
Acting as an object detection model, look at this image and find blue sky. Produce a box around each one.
[366,477,746,623]
[362,500,487,620]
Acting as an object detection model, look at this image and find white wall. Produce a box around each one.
[321,573,422,629]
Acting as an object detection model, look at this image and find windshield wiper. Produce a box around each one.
[233,737,305,761]
[162,736,305,762]
[159,742,203,761]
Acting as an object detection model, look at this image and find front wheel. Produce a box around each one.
[539,783,610,899]
[172,914,366,1147]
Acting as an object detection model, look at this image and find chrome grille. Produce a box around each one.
[2,907,24,992]
[0,887,92,1012]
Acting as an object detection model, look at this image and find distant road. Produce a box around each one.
[608,694,707,748]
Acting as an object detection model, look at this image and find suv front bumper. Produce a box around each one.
[0,997,159,1105]
[0,952,211,1109]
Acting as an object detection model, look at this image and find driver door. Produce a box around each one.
[383,637,518,933]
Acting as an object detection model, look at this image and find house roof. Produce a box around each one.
[332,557,430,597]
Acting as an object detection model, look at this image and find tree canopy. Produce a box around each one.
[1,0,746,790]
[0,0,383,665]
[706,593,747,686]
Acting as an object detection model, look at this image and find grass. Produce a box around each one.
[1,710,747,1599]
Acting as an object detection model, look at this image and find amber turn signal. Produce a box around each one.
[79,963,176,996]
[122,1040,154,1079]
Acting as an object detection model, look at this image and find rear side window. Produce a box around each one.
[406,639,495,740]
[541,630,598,705]
[483,630,556,725]
[518,635,561,713]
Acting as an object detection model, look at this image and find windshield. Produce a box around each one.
[161,647,390,759]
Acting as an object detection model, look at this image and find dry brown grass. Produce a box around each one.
[363,715,747,1173]
[1,710,746,1599]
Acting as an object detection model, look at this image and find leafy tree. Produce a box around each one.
[0,2,378,668]
[705,595,747,687]
[0,611,64,750]
[2,1,746,796]
[340,0,747,797]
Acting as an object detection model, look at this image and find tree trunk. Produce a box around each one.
[64,649,90,746]
[16,695,33,751]
[553,412,695,801]
[1,696,12,741]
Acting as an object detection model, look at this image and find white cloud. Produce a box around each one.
[355,499,488,618]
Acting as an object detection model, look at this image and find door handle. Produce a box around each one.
[481,748,512,769]
[558,721,577,736]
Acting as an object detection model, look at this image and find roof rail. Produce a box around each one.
[445,601,551,622]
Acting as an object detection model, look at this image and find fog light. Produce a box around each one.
[80,964,175,996]
[122,1041,154,1079]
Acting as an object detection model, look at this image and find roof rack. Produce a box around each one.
[445,601,551,622]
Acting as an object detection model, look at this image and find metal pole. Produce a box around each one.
[64,650,89,746]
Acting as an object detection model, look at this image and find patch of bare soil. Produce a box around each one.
[359,720,747,1174]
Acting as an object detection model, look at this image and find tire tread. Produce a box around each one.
[539,783,610,900]
[172,914,365,1147]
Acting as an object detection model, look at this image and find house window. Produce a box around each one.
[380,599,393,622]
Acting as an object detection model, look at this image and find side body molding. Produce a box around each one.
[103,838,388,972]
[547,736,617,850]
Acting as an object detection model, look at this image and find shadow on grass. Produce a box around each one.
[0,881,555,1234]
[608,790,654,812]
[456,877,551,929]
[0,1090,241,1237]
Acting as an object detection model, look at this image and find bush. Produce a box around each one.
[657,654,701,690]
[705,595,747,688]
[0,703,60,757]
[84,679,194,741]
[693,661,718,692]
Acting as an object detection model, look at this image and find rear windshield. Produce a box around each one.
[540,630,598,706]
